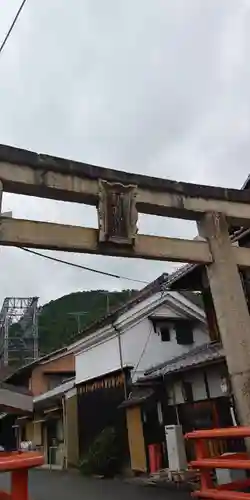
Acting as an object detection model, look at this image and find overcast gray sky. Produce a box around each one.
[0,0,249,306]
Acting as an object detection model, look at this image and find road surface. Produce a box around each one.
[0,469,191,500]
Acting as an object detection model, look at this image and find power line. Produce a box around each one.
[0,0,28,55]
[20,247,148,285]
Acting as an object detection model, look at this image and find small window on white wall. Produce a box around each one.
[175,321,194,345]
[160,326,171,342]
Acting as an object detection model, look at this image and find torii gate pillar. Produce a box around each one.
[199,212,250,426]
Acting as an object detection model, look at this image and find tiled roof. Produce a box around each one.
[72,273,204,342]
[72,273,169,342]
[144,342,224,378]
[119,387,154,409]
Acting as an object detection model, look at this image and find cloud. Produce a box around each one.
[0,0,249,307]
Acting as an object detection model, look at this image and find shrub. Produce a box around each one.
[80,427,122,477]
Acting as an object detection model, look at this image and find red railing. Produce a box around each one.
[0,451,43,500]
[185,427,250,499]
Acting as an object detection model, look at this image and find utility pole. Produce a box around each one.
[67,312,87,335]
[99,292,110,315]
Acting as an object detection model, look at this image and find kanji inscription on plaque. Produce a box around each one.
[98,180,138,245]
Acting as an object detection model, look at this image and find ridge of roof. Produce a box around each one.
[72,274,205,343]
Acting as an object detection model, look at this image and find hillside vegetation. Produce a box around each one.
[38,289,136,354]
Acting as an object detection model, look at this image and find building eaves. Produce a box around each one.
[144,342,224,378]
[33,378,75,405]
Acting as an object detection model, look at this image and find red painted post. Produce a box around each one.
[195,438,213,491]
[0,451,43,500]
[185,427,250,499]
[148,444,162,473]
[11,470,28,500]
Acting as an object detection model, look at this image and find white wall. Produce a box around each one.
[167,364,226,405]
[75,336,120,384]
[122,320,208,380]
[75,297,209,385]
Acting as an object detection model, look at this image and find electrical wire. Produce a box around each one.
[0,0,28,55]
[20,247,155,376]
[20,246,148,285]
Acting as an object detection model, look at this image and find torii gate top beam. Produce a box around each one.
[1,144,250,225]
[2,147,250,428]
[0,143,250,267]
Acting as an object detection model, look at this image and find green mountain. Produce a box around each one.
[38,289,136,355]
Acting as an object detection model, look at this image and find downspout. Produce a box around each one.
[112,322,128,400]
[62,396,67,469]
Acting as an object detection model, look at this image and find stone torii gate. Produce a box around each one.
[0,144,250,425]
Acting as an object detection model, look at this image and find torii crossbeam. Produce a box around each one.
[0,144,250,429]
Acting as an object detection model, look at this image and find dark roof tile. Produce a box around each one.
[144,342,224,378]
